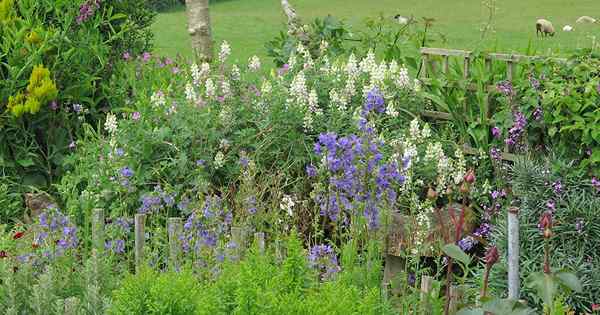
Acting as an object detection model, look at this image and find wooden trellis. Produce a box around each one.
[417,47,566,162]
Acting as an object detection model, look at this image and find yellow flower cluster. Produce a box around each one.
[7,65,58,117]
[0,0,15,24]
[26,30,41,45]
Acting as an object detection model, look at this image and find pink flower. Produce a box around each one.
[69,141,76,149]
[141,52,151,63]
[132,112,141,120]
[171,67,180,74]
[123,52,131,61]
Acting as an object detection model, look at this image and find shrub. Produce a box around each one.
[487,156,600,312]
[110,269,201,315]
[0,0,155,207]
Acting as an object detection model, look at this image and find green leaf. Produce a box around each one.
[110,13,128,21]
[555,271,582,293]
[442,244,471,265]
[526,272,556,307]
[17,158,35,168]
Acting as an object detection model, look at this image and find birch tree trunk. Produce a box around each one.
[185,0,213,61]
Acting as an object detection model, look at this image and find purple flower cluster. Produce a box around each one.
[529,74,541,90]
[474,222,492,238]
[504,111,527,146]
[497,80,514,96]
[313,132,404,228]
[551,180,563,195]
[533,107,543,121]
[311,88,406,230]
[105,239,125,254]
[457,222,492,252]
[591,177,599,192]
[245,195,257,215]
[138,186,176,214]
[306,164,317,177]
[458,236,476,251]
[491,127,502,139]
[76,0,101,24]
[104,217,131,255]
[34,207,79,255]
[308,244,341,281]
[180,196,231,256]
[489,147,501,161]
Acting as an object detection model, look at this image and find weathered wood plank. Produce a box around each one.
[421,47,472,57]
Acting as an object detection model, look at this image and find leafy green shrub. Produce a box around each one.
[57,42,425,235]
[0,179,23,224]
[110,268,201,315]
[487,156,600,312]
[0,0,155,200]
[266,15,350,67]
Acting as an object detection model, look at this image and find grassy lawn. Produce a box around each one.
[152,0,600,62]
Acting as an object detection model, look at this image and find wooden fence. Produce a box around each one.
[417,47,566,162]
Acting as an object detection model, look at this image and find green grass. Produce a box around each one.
[152,0,600,62]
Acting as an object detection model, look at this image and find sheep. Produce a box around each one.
[576,16,597,24]
[536,19,555,37]
[563,25,573,32]
[393,14,409,25]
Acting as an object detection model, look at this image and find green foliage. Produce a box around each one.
[266,15,350,67]
[442,243,471,265]
[110,268,201,315]
[0,179,23,224]
[527,270,582,313]
[520,51,600,174]
[458,298,534,315]
[0,0,155,201]
[487,156,600,312]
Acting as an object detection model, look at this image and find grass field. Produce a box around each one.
[152,0,600,62]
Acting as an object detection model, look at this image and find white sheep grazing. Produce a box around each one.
[563,25,573,32]
[536,19,555,37]
[394,14,409,25]
[576,16,597,24]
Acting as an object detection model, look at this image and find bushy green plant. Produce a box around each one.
[266,15,350,67]
[0,0,155,200]
[110,268,201,315]
[57,42,426,238]
[486,156,600,312]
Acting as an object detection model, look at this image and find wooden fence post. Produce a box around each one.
[92,208,104,254]
[168,217,182,271]
[275,239,284,262]
[448,285,465,315]
[420,276,433,315]
[507,206,520,299]
[64,297,80,315]
[134,214,145,273]
[230,227,248,262]
[254,232,265,254]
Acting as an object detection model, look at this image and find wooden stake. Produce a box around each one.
[420,276,433,315]
[508,207,520,299]
[64,297,80,315]
[134,214,145,273]
[448,285,465,315]
[91,208,104,254]
[254,232,265,254]
[168,217,183,271]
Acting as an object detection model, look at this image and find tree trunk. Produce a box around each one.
[185,0,213,61]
